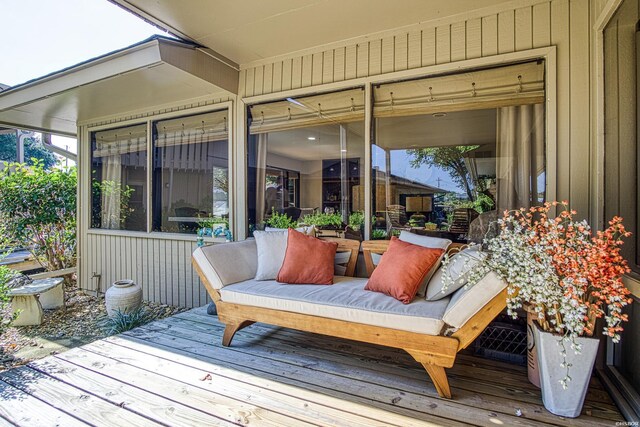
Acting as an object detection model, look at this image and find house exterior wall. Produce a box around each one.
[77,96,232,304]
[77,0,610,308]
[240,0,596,220]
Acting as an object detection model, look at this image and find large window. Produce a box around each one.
[90,108,230,234]
[372,61,546,242]
[247,89,365,235]
[91,123,148,231]
[152,111,229,233]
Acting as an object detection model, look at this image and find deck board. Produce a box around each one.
[0,307,625,426]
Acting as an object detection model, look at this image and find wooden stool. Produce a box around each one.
[8,278,65,326]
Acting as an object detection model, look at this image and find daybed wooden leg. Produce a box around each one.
[422,363,452,399]
[222,320,255,347]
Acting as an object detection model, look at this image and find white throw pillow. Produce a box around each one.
[399,230,452,296]
[425,245,487,301]
[253,230,289,280]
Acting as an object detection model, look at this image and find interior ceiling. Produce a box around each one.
[265,108,496,161]
[376,109,497,150]
[267,122,364,161]
[115,0,508,64]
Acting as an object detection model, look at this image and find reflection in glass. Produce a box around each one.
[152,110,229,233]
[372,63,546,242]
[247,89,365,236]
[91,124,148,231]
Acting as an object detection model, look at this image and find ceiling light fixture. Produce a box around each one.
[432,112,447,118]
[340,149,347,152]
[286,97,304,107]
[307,136,316,141]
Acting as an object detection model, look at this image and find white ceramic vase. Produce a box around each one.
[532,321,600,418]
[105,279,142,318]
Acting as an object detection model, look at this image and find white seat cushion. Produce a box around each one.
[220,276,450,335]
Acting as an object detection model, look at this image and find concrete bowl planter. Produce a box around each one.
[532,321,600,418]
[105,279,142,318]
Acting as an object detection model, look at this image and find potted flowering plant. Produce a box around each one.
[458,201,631,417]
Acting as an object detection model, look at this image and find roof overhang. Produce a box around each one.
[0,36,239,136]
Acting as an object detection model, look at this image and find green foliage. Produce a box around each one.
[197,216,229,231]
[0,134,58,169]
[102,307,155,335]
[0,265,19,335]
[371,229,388,240]
[347,211,365,231]
[265,208,298,229]
[0,161,76,271]
[408,146,479,201]
[91,179,135,229]
[301,212,344,228]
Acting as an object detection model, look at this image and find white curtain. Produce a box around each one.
[496,103,545,212]
[255,133,268,224]
[101,155,122,229]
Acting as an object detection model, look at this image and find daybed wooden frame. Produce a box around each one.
[193,238,506,399]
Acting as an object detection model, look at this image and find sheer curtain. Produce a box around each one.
[496,103,545,212]
[255,133,268,224]
[101,154,122,229]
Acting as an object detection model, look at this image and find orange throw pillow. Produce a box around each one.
[365,236,444,304]
[277,228,338,285]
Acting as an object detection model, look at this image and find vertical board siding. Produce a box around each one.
[532,2,551,48]
[498,10,516,53]
[481,15,499,56]
[82,234,206,308]
[436,25,451,64]
[357,43,369,78]
[603,0,638,265]
[422,28,437,66]
[515,7,533,51]
[568,0,591,218]
[408,31,422,69]
[312,53,324,85]
[551,0,571,203]
[451,22,467,61]
[466,19,482,59]
[394,33,409,71]
[369,39,382,75]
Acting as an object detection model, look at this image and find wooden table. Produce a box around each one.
[8,278,65,326]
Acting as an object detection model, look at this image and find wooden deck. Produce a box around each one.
[0,307,624,426]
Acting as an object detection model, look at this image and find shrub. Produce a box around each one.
[347,211,365,231]
[102,307,155,335]
[0,265,19,335]
[301,212,343,228]
[265,208,298,229]
[0,161,76,271]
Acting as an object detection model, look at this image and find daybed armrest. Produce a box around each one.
[442,271,507,330]
[192,240,258,290]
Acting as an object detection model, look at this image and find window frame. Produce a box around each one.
[87,102,234,242]
[241,47,556,240]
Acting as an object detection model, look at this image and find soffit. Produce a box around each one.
[112,0,509,65]
[0,37,237,136]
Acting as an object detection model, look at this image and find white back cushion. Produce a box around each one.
[443,271,507,329]
[425,246,487,301]
[399,231,452,296]
[254,230,289,280]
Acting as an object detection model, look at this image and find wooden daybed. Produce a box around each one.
[192,238,506,399]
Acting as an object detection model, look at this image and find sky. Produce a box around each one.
[0,0,165,159]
